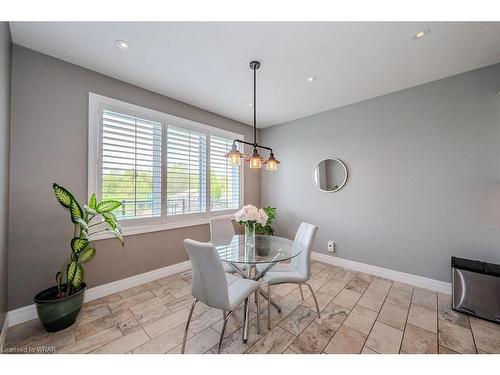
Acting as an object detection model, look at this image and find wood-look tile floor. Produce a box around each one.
[4,261,500,354]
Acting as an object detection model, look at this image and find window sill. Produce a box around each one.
[91,214,235,241]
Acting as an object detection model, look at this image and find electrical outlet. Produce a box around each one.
[327,241,335,253]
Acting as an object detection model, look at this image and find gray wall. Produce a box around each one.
[0,23,11,332]
[9,45,260,309]
[261,63,500,283]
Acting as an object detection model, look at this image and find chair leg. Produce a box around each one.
[298,284,304,300]
[218,311,232,354]
[256,289,261,334]
[267,284,272,330]
[181,299,197,354]
[305,283,321,318]
[242,297,250,343]
[252,266,258,304]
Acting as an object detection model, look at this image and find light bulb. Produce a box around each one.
[229,152,241,166]
[249,155,262,169]
[266,159,278,171]
[225,144,244,166]
[265,153,280,171]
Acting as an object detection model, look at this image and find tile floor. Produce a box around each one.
[4,261,500,354]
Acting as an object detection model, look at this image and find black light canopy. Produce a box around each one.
[225,60,280,171]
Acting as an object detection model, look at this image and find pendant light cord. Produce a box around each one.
[227,60,278,168]
[253,65,257,149]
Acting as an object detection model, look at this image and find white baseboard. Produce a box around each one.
[84,260,191,302]
[7,253,452,328]
[6,305,35,328]
[0,313,8,352]
[312,252,452,295]
[7,260,191,328]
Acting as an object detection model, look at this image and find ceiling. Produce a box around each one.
[10,22,500,128]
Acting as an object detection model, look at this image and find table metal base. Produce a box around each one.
[227,259,282,343]
[259,289,281,313]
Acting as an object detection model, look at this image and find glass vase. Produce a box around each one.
[244,221,256,248]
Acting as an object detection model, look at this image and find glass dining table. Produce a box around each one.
[213,234,303,342]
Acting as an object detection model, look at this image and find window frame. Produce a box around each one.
[88,92,244,239]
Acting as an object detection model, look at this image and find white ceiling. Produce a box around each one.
[10,22,500,127]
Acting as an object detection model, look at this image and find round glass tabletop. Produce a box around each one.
[214,235,303,264]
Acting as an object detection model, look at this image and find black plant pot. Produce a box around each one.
[34,283,86,332]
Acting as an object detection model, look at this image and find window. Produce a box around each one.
[166,126,207,215]
[210,135,240,211]
[89,93,243,235]
[101,110,162,220]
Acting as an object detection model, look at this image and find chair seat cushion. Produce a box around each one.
[223,262,247,273]
[225,273,260,310]
[223,262,235,273]
[263,270,307,285]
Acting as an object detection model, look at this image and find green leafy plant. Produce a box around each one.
[255,206,277,236]
[53,183,124,298]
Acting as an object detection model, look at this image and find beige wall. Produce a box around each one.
[0,23,11,330]
[9,45,260,309]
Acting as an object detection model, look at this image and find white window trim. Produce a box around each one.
[88,92,244,239]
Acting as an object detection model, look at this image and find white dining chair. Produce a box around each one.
[210,216,236,242]
[262,222,319,329]
[210,216,241,274]
[181,239,261,353]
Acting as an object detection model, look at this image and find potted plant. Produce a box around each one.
[33,183,124,332]
[256,206,277,236]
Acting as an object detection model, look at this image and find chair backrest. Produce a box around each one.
[183,239,230,310]
[291,222,318,279]
[210,216,236,244]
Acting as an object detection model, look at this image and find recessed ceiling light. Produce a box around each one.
[307,76,316,82]
[248,102,253,106]
[116,40,131,50]
[412,29,430,40]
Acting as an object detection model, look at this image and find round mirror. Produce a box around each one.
[313,158,348,192]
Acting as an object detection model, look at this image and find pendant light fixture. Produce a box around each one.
[225,60,280,171]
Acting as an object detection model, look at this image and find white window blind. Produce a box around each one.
[90,93,244,232]
[166,126,207,215]
[101,109,162,220]
[210,135,240,211]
